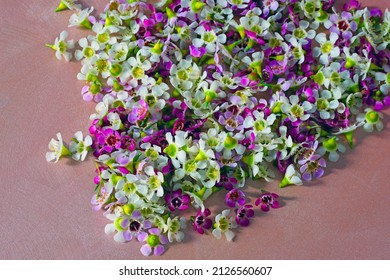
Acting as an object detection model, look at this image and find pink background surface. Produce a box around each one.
[0,0,389,260]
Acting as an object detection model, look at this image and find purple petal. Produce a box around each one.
[149,228,160,235]
[137,231,148,242]
[182,194,191,204]
[237,197,246,206]
[271,200,280,209]
[313,168,324,178]
[203,219,212,229]
[238,217,250,227]
[159,235,169,245]
[154,245,165,256]
[261,204,270,212]
[140,244,152,256]
[123,231,133,242]
[302,172,312,181]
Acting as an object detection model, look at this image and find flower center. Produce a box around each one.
[195,216,204,225]
[147,234,160,247]
[321,42,333,54]
[337,20,350,31]
[129,221,141,232]
[171,197,183,208]
[226,118,238,128]
[106,135,118,146]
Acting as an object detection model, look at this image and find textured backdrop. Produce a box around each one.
[0,0,389,259]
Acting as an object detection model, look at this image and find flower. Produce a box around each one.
[357,108,384,132]
[46,133,71,163]
[313,33,341,65]
[138,228,169,256]
[212,209,237,241]
[55,0,81,12]
[279,164,303,188]
[235,204,255,226]
[192,208,212,234]
[165,189,191,211]
[255,192,280,212]
[69,131,92,161]
[46,30,74,61]
[69,7,94,29]
[299,154,327,181]
[225,188,246,208]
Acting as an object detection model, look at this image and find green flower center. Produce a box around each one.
[321,42,333,54]
[316,98,329,110]
[365,110,379,124]
[169,220,180,233]
[97,33,109,44]
[148,175,161,190]
[224,134,238,149]
[304,2,315,14]
[123,182,136,194]
[293,28,307,39]
[122,204,135,215]
[146,148,159,160]
[207,167,219,180]
[254,119,267,132]
[217,216,229,232]
[290,104,304,118]
[203,32,216,43]
[132,66,144,78]
[84,47,95,58]
[177,69,189,80]
[96,59,109,72]
[184,160,197,173]
[58,41,67,53]
[110,64,122,76]
[147,234,160,247]
[114,218,125,231]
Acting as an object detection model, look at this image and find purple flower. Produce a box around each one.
[299,154,327,181]
[235,204,255,227]
[189,45,206,58]
[94,128,121,155]
[128,99,149,124]
[343,0,361,11]
[216,175,238,190]
[218,111,244,132]
[255,192,280,212]
[122,211,152,242]
[138,228,168,256]
[327,11,357,40]
[165,189,191,211]
[91,186,110,211]
[193,208,212,234]
[225,188,246,208]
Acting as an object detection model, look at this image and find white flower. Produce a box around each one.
[55,0,81,12]
[46,133,70,163]
[317,137,346,162]
[107,112,123,130]
[49,30,74,61]
[69,131,92,161]
[192,25,226,53]
[212,209,237,241]
[357,108,384,132]
[75,37,100,61]
[313,32,340,65]
[164,217,187,243]
[279,164,303,187]
[69,7,94,29]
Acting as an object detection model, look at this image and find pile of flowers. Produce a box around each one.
[46,0,389,256]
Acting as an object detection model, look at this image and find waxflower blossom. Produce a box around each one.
[192,208,212,234]
[212,209,237,241]
[235,204,254,227]
[69,131,92,161]
[138,228,169,256]
[46,30,74,61]
[46,0,390,257]
[255,192,280,212]
[46,133,71,163]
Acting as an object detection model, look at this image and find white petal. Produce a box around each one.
[225,230,235,242]
[105,223,116,235]
[212,229,222,239]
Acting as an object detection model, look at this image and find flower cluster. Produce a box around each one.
[46,0,389,256]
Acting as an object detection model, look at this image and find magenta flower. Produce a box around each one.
[165,189,191,211]
[193,208,212,234]
[255,192,280,212]
[225,188,246,208]
[122,211,152,242]
[128,99,149,124]
[95,128,121,155]
[235,204,255,227]
[299,154,327,181]
[216,175,238,190]
[189,45,206,58]
[138,228,168,256]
